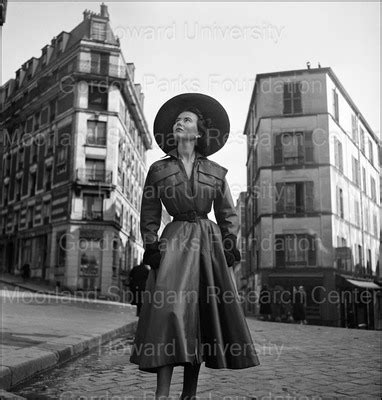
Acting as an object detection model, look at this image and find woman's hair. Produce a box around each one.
[177,106,212,154]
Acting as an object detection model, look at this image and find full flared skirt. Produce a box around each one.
[129,219,260,372]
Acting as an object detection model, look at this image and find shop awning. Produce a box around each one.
[345,279,381,289]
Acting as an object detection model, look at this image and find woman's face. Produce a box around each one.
[173,111,199,142]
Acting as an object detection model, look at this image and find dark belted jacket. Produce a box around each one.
[140,148,239,249]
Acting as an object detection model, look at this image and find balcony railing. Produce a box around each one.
[86,136,106,146]
[76,168,112,184]
[82,210,103,221]
[76,60,127,79]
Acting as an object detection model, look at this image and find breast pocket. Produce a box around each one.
[197,171,217,199]
[157,172,183,200]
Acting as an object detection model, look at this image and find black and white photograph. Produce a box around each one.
[0,1,380,399]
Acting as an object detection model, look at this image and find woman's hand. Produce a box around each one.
[142,243,162,270]
[223,234,241,267]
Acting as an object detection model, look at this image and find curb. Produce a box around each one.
[0,320,138,392]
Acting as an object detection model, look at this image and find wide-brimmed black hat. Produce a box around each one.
[153,93,230,156]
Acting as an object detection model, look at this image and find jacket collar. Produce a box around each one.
[165,148,206,160]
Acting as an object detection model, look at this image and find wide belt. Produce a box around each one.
[173,210,208,222]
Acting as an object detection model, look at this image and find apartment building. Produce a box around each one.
[0,5,153,297]
[243,67,381,328]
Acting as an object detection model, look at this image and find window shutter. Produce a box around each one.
[293,82,302,114]
[304,131,313,162]
[275,182,285,212]
[283,83,292,114]
[274,133,283,164]
[305,181,314,211]
[275,235,285,267]
[338,141,343,171]
[307,235,316,266]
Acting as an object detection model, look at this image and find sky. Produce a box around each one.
[1,2,380,203]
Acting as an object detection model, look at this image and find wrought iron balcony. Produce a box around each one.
[86,136,106,146]
[76,168,112,184]
[76,60,127,79]
[82,210,103,221]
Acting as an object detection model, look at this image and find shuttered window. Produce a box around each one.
[275,234,316,267]
[275,181,314,213]
[283,82,302,114]
[274,131,314,165]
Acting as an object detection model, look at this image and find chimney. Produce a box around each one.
[100,3,109,18]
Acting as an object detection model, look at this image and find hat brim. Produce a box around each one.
[153,93,230,156]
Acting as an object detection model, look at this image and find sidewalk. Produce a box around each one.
[0,273,138,395]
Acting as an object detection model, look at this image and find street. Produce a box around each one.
[11,318,381,399]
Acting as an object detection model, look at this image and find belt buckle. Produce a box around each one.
[187,210,197,222]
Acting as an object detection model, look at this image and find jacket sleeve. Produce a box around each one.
[213,176,239,240]
[140,165,162,249]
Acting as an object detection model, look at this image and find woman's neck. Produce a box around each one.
[177,142,196,162]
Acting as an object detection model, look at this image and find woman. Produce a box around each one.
[130,93,260,399]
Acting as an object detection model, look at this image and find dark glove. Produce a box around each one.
[142,242,162,270]
[223,234,241,267]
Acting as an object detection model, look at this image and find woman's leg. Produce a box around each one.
[180,363,201,399]
[156,365,174,399]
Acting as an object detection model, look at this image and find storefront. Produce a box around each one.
[336,274,381,330]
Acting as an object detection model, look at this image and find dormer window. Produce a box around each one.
[57,37,64,54]
[91,21,106,41]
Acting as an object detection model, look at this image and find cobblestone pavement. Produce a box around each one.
[12,318,381,400]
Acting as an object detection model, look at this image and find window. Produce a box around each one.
[45,167,52,190]
[275,181,314,213]
[30,140,38,163]
[336,187,344,218]
[27,205,34,228]
[87,121,106,146]
[3,184,9,206]
[88,85,108,111]
[354,200,360,227]
[15,178,21,201]
[360,127,365,153]
[352,156,360,186]
[42,201,51,223]
[373,214,378,236]
[332,89,339,122]
[83,194,103,220]
[90,52,109,75]
[366,249,372,275]
[79,238,101,290]
[57,37,64,54]
[368,139,374,165]
[41,106,49,126]
[57,93,74,115]
[26,116,34,134]
[91,22,106,41]
[362,167,367,194]
[29,173,36,196]
[275,234,316,267]
[274,131,313,165]
[364,207,369,232]
[57,147,67,164]
[85,158,106,182]
[334,137,343,172]
[283,82,302,114]
[50,99,57,122]
[351,114,358,144]
[370,177,376,201]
